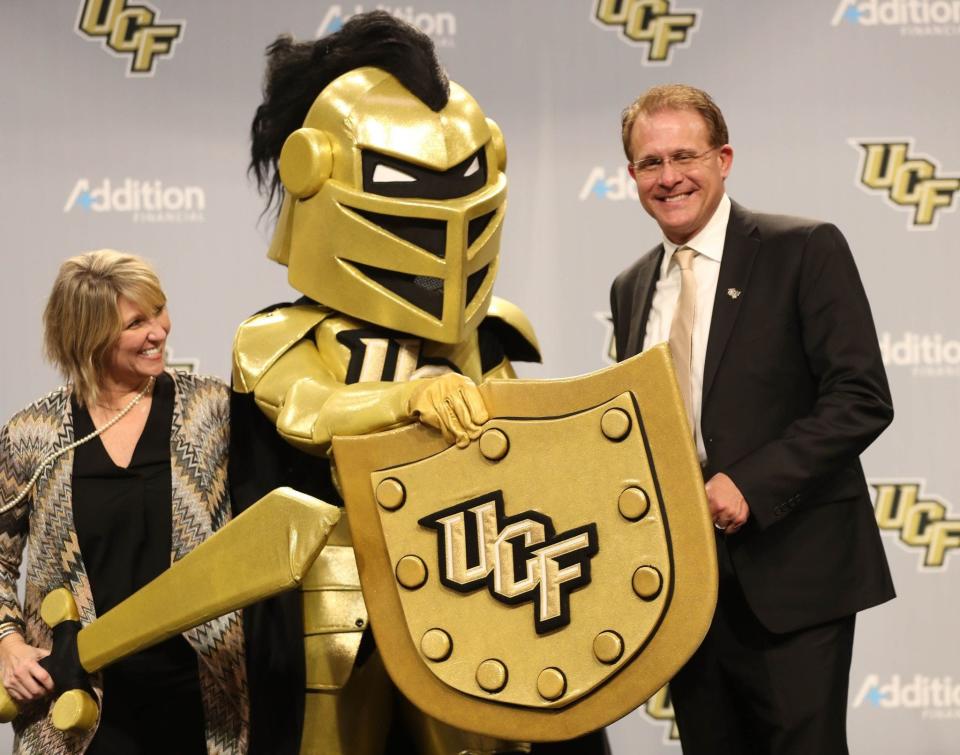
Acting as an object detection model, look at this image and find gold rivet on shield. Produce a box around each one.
[632,566,663,600]
[479,428,510,461]
[476,659,508,693]
[376,478,406,510]
[395,555,428,590]
[420,628,452,662]
[600,408,631,441]
[618,487,650,521]
[536,667,567,701]
[593,631,624,664]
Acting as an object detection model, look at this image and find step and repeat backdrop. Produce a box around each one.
[2,1,958,752]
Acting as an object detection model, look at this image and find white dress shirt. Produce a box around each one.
[642,193,731,462]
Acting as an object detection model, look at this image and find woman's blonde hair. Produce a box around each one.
[43,250,166,407]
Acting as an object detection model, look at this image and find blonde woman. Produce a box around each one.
[0,251,247,754]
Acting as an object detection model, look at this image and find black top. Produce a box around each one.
[73,373,175,621]
[71,373,205,754]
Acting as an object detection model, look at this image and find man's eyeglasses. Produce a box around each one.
[630,147,719,176]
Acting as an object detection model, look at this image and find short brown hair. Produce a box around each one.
[43,250,166,407]
[620,84,729,161]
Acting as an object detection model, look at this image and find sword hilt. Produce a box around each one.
[0,686,16,722]
[40,589,98,732]
[0,589,98,730]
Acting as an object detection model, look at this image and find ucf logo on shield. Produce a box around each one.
[420,492,598,634]
[333,344,717,742]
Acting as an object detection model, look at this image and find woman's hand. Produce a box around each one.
[0,633,53,702]
[407,373,489,448]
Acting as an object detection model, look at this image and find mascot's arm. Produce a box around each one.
[250,341,487,454]
[250,341,414,454]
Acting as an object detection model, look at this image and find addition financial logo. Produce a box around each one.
[64,178,206,224]
[317,5,457,47]
[832,0,960,35]
[579,167,639,201]
[854,674,960,720]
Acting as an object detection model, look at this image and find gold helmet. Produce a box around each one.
[258,33,507,344]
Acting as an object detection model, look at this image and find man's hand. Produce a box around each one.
[407,373,489,448]
[705,472,750,534]
[0,633,53,702]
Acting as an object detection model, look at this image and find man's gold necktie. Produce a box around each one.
[668,247,697,435]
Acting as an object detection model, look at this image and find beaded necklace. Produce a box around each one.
[0,376,155,515]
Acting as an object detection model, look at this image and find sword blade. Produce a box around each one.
[77,486,340,672]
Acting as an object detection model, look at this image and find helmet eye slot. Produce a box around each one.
[354,209,447,258]
[468,211,496,248]
[466,265,489,305]
[345,262,490,321]
[351,262,444,320]
[362,149,487,199]
[372,164,417,183]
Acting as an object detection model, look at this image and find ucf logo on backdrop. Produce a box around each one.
[872,481,960,569]
[334,345,717,740]
[851,139,960,228]
[76,0,183,75]
[592,0,699,63]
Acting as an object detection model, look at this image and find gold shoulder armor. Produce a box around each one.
[233,304,332,393]
[484,296,542,363]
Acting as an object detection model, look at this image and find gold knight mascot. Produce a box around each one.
[229,12,605,755]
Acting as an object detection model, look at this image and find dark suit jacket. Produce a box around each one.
[610,200,895,634]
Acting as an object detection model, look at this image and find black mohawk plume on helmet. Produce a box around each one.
[250,11,450,212]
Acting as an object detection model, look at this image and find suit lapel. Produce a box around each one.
[626,246,664,357]
[702,202,760,403]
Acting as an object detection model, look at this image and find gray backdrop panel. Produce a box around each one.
[2,1,957,751]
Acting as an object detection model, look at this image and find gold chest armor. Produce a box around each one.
[233,300,539,754]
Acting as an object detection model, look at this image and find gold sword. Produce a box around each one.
[0,486,340,731]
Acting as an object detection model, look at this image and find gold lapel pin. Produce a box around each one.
[726,288,742,300]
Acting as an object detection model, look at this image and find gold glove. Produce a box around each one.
[406,373,489,448]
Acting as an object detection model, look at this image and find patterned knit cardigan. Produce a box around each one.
[0,371,247,755]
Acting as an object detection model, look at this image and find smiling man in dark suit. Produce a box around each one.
[609,84,895,754]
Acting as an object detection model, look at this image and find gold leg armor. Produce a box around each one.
[300,514,391,755]
[299,514,528,755]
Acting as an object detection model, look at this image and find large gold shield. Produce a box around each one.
[333,344,717,741]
